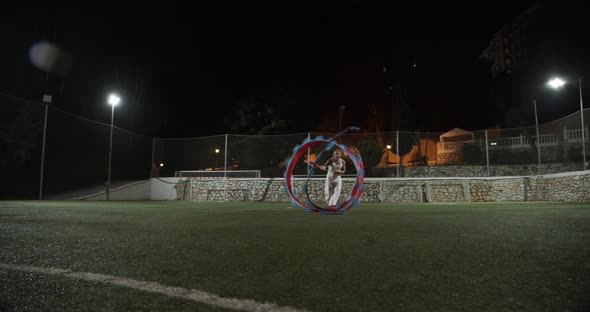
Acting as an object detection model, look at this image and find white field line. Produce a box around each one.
[0,263,310,312]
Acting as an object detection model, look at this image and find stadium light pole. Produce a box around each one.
[215,148,220,169]
[106,93,121,200]
[385,145,392,176]
[532,98,542,174]
[547,77,586,170]
[39,94,52,200]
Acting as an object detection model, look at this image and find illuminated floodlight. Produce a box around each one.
[108,93,121,106]
[547,77,566,89]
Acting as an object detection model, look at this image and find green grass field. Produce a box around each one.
[1,201,589,311]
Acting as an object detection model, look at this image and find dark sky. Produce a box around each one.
[1,0,558,137]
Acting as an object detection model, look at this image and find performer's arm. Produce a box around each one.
[336,159,346,174]
[318,157,335,171]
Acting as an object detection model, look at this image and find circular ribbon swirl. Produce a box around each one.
[284,127,365,214]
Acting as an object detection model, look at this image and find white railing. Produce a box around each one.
[487,136,529,148]
[537,133,561,146]
[438,127,589,153]
[439,141,467,152]
[566,128,588,142]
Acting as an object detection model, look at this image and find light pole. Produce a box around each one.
[547,76,586,170]
[215,148,220,169]
[532,98,541,174]
[385,145,392,175]
[579,77,586,170]
[39,94,52,200]
[106,93,121,200]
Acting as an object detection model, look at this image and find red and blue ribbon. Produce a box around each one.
[284,127,365,214]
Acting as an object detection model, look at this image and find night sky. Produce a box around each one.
[2,0,586,137]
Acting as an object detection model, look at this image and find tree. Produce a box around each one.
[0,102,43,166]
[463,144,482,165]
[226,88,317,173]
[0,101,43,199]
[356,140,383,168]
[393,132,414,167]
[412,132,429,166]
[227,87,313,135]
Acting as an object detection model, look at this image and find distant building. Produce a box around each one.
[385,137,438,167]
[481,4,541,77]
[480,0,588,127]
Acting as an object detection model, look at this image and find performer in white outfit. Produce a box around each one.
[318,150,346,206]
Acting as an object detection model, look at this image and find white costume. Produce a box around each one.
[325,158,345,206]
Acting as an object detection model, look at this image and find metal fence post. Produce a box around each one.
[307,132,311,176]
[485,129,490,176]
[396,131,400,177]
[578,78,586,171]
[150,138,156,179]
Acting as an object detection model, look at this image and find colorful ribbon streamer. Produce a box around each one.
[284,127,365,214]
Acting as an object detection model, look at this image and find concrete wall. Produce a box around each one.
[172,171,590,203]
[81,181,151,200]
[150,178,183,200]
[80,178,182,201]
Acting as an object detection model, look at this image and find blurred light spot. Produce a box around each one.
[29,41,74,77]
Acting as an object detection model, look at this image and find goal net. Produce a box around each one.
[174,170,261,178]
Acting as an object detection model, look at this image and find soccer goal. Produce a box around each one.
[174,170,261,178]
[292,174,358,179]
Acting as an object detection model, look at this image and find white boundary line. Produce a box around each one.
[0,263,309,312]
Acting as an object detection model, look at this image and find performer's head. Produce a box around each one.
[333,150,342,159]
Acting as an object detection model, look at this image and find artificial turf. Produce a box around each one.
[1,201,589,311]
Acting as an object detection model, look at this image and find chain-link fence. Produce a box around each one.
[0,95,44,199]
[1,94,154,199]
[227,133,309,177]
[1,93,588,199]
[153,135,227,178]
[42,106,110,198]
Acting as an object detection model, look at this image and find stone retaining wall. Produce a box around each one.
[403,162,584,177]
[175,171,589,202]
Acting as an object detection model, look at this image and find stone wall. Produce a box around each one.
[403,162,585,177]
[173,171,590,202]
[379,180,423,202]
[469,179,525,201]
[436,151,463,165]
[176,178,382,202]
[527,173,590,201]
